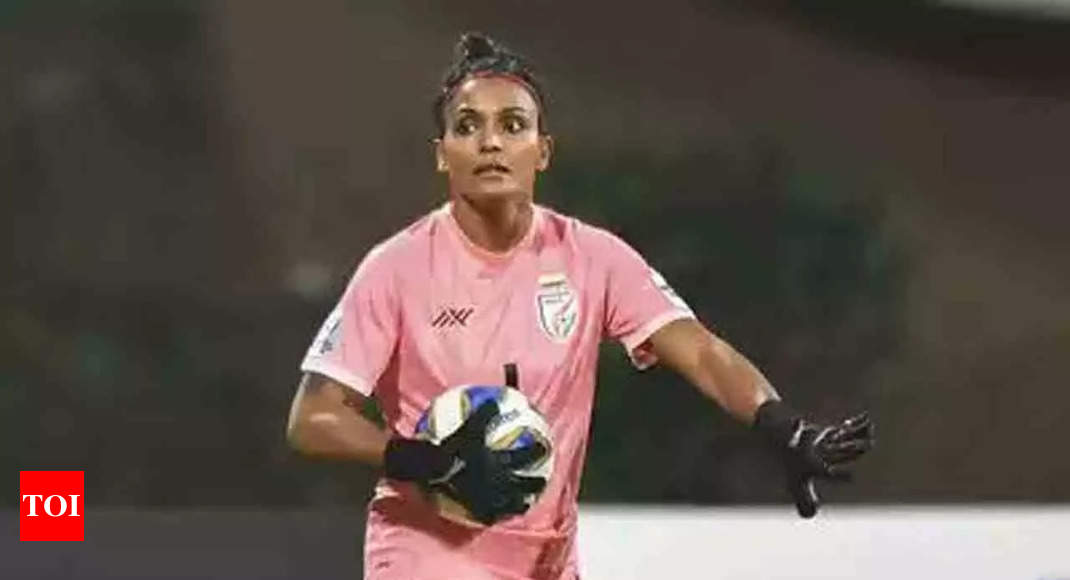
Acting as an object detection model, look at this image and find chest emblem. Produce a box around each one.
[535,273,579,343]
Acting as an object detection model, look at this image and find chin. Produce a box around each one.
[461,186,529,205]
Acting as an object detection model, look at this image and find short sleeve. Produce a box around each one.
[600,232,695,370]
[299,246,399,395]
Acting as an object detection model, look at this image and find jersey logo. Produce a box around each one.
[535,273,579,343]
[311,307,342,355]
[651,269,693,315]
[432,307,475,328]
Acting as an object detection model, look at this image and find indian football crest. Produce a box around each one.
[535,273,579,343]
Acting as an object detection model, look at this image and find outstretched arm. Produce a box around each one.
[646,318,779,423]
[647,318,874,518]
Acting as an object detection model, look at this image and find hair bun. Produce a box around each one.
[434,32,546,136]
[457,32,498,62]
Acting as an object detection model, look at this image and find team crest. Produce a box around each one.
[535,273,579,343]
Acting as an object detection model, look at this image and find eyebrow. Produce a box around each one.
[454,105,532,117]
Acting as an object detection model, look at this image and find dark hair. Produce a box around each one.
[432,32,548,137]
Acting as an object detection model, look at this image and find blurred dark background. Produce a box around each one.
[3,0,1069,570]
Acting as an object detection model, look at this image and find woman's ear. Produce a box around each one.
[433,138,448,173]
[537,134,553,172]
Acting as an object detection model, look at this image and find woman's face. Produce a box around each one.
[435,76,552,203]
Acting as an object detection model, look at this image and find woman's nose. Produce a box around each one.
[478,127,503,152]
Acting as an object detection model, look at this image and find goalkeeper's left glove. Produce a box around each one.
[754,399,875,518]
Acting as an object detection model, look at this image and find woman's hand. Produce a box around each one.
[755,401,876,518]
[430,399,547,525]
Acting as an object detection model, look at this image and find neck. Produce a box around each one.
[450,194,533,253]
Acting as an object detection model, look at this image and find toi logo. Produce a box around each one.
[20,471,84,541]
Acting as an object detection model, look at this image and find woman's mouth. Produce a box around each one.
[474,163,511,176]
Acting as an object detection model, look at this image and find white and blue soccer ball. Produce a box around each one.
[415,384,554,523]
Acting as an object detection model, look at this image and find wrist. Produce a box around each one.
[753,399,803,449]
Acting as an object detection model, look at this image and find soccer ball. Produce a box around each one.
[415,384,554,525]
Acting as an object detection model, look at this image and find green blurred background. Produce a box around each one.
[3,0,1069,515]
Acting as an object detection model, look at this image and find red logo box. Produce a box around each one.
[20,471,84,541]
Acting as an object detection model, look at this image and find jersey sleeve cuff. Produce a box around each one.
[299,358,375,396]
[620,309,696,371]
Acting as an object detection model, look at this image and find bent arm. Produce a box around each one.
[647,318,779,424]
[286,372,389,466]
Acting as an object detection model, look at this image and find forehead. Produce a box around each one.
[447,76,538,115]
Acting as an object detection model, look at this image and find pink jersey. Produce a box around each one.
[300,203,694,579]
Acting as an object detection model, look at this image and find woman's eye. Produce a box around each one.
[503,117,527,134]
[454,118,477,135]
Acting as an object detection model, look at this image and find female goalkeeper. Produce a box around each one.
[286,32,874,580]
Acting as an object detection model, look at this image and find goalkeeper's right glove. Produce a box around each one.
[384,400,547,525]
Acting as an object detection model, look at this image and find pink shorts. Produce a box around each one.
[363,495,578,580]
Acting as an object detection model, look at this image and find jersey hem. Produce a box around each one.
[299,359,375,396]
[620,309,696,370]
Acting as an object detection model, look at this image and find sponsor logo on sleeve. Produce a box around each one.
[312,307,343,355]
[651,269,693,314]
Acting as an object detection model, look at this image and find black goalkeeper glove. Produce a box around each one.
[754,400,875,518]
[383,399,547,525]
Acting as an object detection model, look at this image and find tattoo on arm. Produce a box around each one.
[304,373,367,413]
[340,385,364,410]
